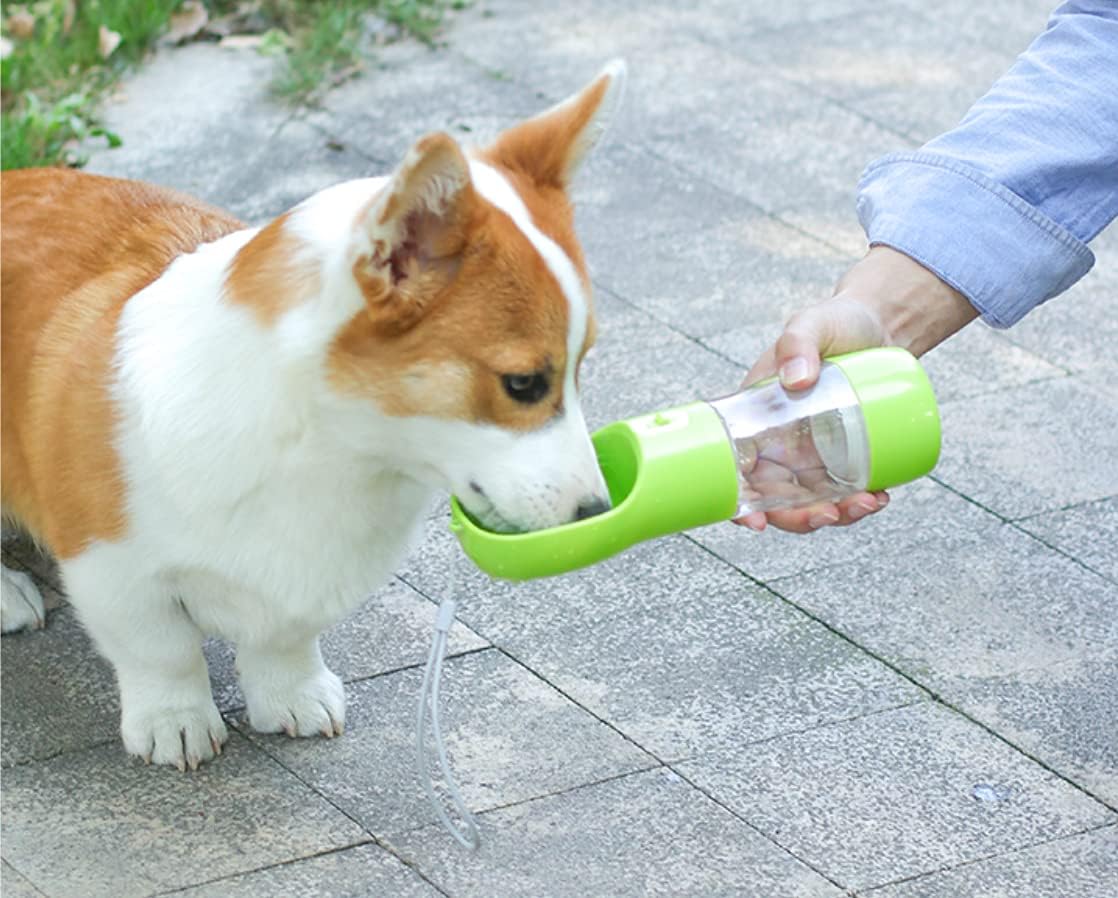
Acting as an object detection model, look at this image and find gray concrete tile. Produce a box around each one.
[633,42,903,231]
[244,648,654,836]
[402,526,924,760]
[390,767,845,897]
[771,523,1118,689]
[736,8,1015,141]
[0,734,367,898]
[591,213,850,342]
[893,0,1057,58]
[204,578,488,713]
[1003,226,1118,399]
[692,477,1002,583]
[169,843,441,898]
[85,44,291,216]
[0,861,46,898]
[918,323,1068,403]
[1017,498,1118,584]
[573,143,751,272]
[579,328,742,427]
[770,523,1118,801]
[935,377,1118,520]
[587,287,688,362]
[1,607,120,766]
[865,824,1118,898]
[676,702,1115,891]
[949,656,1118,807]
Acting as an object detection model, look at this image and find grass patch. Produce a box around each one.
[1,0,462,170]
[2,0,181,168]
[264,0,464,105]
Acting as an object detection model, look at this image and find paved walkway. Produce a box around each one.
[3,1,1116,895]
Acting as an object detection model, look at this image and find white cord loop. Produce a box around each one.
[416,570,480,851]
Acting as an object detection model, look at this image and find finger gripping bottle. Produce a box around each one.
[451,347,940,579]
[708,349,937,516]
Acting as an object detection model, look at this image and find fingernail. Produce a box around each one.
[847,505,868,521]
[809,511,839,529]
[780,357,809,387]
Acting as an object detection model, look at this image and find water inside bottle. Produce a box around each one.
[710,364,870,516]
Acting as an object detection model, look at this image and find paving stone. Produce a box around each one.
[573,143,752,275]
[692,477,1002,583]
[948,656,1118,807]
[865,824,1118,898]
[772,523,1118,689]
[633,43,901,224]
[894,0,1057,58]
[0,734,367,898]
[0,861,45,898]
[588,287,690,362]
[917,323,1068,402]
[771,524,1118,802]
[591,212,850,342]
[402,525,924,760]
[243,648,654,836]
[170,843,441,898]
[579,327,742,427]
[1017,497,1118,584]
[204,577,488,713]
[735,8,1015,141]
[1003,226,1118,400]
[1,607,120,766]
[390,767,845,897]
[85,44,291,214]
[676,702,1115,891]
[934,377,1118,520]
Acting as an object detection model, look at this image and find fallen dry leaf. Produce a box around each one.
[165,0,208,44]
[6,7,36,39]
[98,24,121,59]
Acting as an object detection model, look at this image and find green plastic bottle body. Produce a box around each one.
[708,363,871,516]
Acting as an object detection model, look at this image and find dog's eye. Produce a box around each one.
[502,372,550,404]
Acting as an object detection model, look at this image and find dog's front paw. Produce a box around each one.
[1,566,46,633]
[242,666,346,739]
[121,698,229,771]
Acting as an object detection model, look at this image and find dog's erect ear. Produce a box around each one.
[353,132,475,334]
[486,59,627,189]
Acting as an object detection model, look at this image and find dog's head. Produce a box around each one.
[232,61,625,532]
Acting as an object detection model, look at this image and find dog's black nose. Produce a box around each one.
[575,497,611,521]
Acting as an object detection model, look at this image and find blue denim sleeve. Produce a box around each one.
[855,1,1118,328]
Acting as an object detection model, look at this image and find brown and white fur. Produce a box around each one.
[0,61,624,770]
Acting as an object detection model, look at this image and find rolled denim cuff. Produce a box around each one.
[857,152,1095,328]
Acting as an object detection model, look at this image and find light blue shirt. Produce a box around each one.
[856,1,1118,328]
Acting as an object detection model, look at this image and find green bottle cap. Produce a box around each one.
[826,347,941,492]
[449,402,740,580]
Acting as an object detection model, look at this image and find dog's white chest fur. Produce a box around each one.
[82,227,433,643]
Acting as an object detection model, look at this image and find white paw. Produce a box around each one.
[1,567,46,633]
[243,666,346,738]
[120,698,229,771]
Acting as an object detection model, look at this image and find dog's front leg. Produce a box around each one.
[236,632,345,739]
[63,563,228,770]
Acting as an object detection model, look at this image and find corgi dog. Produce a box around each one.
[1,61,624,770]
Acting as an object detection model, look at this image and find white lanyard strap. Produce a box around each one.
[416,584,481,850]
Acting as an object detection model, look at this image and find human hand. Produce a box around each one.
[735,245,977,533]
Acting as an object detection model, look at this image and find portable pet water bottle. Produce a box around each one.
[450,347,940,579]
[425,347,940,849]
